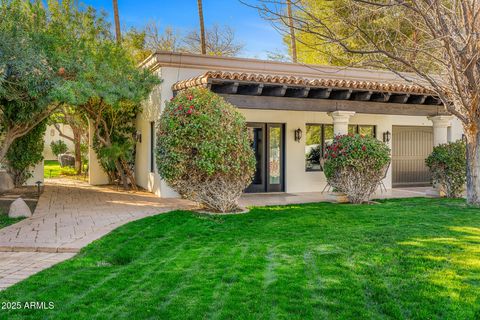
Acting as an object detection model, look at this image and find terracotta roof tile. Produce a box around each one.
[172,71,433,95]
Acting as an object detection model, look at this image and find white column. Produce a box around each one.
[328,111,356,135]
[88,120,109,185]
[428,115,453,146]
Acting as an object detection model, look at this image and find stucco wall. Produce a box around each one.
[43,124,75,160]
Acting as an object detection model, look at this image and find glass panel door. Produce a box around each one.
[245,123,265,193]
[245,123,284,193]
[266,124,284,192]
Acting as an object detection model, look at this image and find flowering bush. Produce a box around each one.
[156,88,255,212]
[425,140,466,198]
[324,134,390,203]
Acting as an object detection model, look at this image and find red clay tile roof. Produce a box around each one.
[171,71,433,95]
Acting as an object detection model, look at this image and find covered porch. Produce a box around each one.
[172,70,462,193]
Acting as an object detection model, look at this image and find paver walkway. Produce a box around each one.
[0,179,196,290]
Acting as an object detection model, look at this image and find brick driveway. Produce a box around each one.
[0,179,195,290]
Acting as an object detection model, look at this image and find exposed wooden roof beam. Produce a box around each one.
[371,92,391,102]
[390,94,410,104]
[285,87,310,98]
[211,82,239,94]
[353,91,373,101]
[237,83,264,95]
[309,88,332,99]
[409,95,427,104]
[330,89,353,100]
[262,85,287,97]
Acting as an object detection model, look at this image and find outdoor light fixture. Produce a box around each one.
[462,134,467,143]
[294,128,302,142]
[134,131,142,143]
[383,131,391,143]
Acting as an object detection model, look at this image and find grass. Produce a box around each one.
[1,198,480,319]
[0,211,23,229]
[44,160,86,180]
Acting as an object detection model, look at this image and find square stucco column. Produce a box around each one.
[88,120,109,185]
[328,111,356,135]
[428,115,453,146]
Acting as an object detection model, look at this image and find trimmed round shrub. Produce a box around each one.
[425,140,466,198]
[324,134,390,203]
[156,87,255,213]
[50,140,68,157]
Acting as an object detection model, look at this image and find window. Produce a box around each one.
[305,124,334,171]
[348,125,376,137]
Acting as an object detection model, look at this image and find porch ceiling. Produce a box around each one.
[172,71,448,116]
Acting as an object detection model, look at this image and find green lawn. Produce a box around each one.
[0,213,23,229]
[44,160,85,180]
[1,198,480,319]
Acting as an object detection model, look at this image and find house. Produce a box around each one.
[88,51,464,197]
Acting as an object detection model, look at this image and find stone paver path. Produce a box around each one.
[0,179,196,290]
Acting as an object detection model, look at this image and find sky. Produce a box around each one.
[80,0,286,59]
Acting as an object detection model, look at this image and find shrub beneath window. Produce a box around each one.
[156,88,255,213]
[425,140,466,198]
[324,134,390,204]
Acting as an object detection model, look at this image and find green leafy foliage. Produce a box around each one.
[324,134,390,203]
[156,88,255,212]
[50,140,68,157]
[6,121,47,187]
[426,140,466,198]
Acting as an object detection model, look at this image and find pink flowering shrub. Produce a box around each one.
[156,88,255,212]
[324,134,390,203]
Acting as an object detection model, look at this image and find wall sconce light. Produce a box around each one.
[134,131,142,143]
[462,134,467,143]
[294,128,302,142]
[383,131,391,143]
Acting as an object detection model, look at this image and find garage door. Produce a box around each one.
[392,126,433,187]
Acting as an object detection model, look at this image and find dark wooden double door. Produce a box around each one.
[245,123,285,193]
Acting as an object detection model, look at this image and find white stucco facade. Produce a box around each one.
[43,124,75,160]
[132,52,464,198]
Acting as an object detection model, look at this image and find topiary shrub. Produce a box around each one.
[50,140,68,157]
[425,140,466,198]
[324,134,390,204]
[6,121,47,187]
[156,87,255,213]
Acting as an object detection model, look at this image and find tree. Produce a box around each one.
[249,0,480,205]
[124,23,244,61]
[0,0,113,166]
[183,25,244,56]
[75,41,159,189]
[197,0,207,54]
[6,121,47,187]
[286,0,297,62]
[0,1,62,164]
[50,106,88,174]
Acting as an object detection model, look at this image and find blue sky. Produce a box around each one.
[80,0,285,59]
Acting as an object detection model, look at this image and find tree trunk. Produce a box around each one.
[113,0,121,44]
[466,130,480,205]
[197,0,206,54]
[73,130,82,175]
[287,0,297,63]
